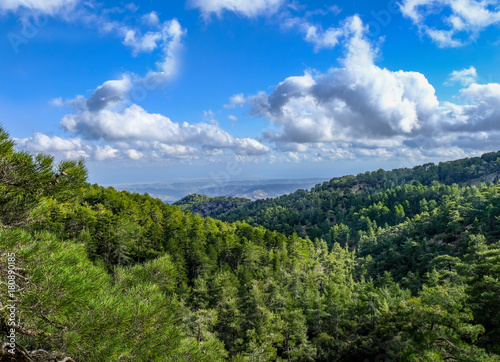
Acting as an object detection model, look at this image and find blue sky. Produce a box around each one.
[1,0,500,185]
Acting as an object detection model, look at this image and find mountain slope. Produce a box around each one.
[174,193,251,217]
[2,125,500,361]
[181,152,500,241]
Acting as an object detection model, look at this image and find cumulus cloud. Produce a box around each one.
[399,0,500,47]
[224,93,246,108]
[125,149,144,160]
[15,133,90,159]
[152,142,199,159]
[84,76,132,112]
[15,133,207,162]
[123,30,163,54]
[282,16,345,51]
[142,11,159,26]
[304,24,344,50]
[445,66,478,87]
[189,0,285,19]
[15,127,269,162]
[60,99,269,157]
[54,78,129,124]
[142,19,185,82]
[46,9,267,162]
[122,14,175,55]
[50,97,64,106]
[94,145,118,161]
[0,0,78,14]
[445,83,500,132]
[73,9,185,84]
[116,18,185,83]
[252,15,441,144]
[9,3,268,164]
[55,17,186,115]
[247,15,500,161]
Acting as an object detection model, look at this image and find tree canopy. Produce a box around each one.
[1,125,500,361]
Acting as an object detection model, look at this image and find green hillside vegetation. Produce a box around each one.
[182,152,500,238]
[174,194,251,217]
[1,124,500,361]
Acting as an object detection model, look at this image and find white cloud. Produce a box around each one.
[446,83,500,132]
[252,15,441,144]
[224,93,246,108]
[281,16,346,51]
[304,5,342,18]
[232,137,270,155]
[312,145,356,161]
[425,28,463,47]
[142,11,159,26]
[444,67,478,87]
[53,76,132,115]
[60,102,269,156]
[203,110,218,125]
[445,66,478,87]
[73,11,185,84]
[85,75,132,112]
[144,19,185,83]
[45,9,266,163]
[15,126,269,162]
[247,15,500,161]
[304,24,344,50]
[123,30,163,54]
[11,4,268,164]
[125,149,144,160]
[0,0,78,14]
[50,97,64,106]
[114,18,185,83]
[275,142,310,152]
[55,16,186,117]
[399,0,500,47]
[153,142,199,159]
[15,133,90,159]
[94,145,118,161]
[189,0,285,19]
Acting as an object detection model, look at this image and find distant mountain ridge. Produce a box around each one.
[177,150,500,241]
[109,178,327,203]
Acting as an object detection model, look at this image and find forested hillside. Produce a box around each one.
[2,124,500,361]
[174,194,251,217]
[179,152,500,242]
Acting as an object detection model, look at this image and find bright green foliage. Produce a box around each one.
[0,127,87,227]
[0,228,202,361]
[175,194,251,217]
[391,283,486,360]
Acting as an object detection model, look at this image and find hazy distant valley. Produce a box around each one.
[108,178,328,203]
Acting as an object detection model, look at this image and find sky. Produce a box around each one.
[1,0,500,185]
